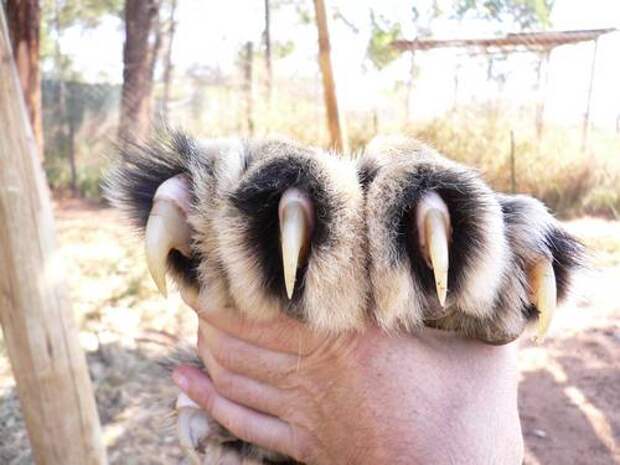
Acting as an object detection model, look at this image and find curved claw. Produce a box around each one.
[278,188,314,299]
[425,209,449,307]
[145,176,192,297]
[530,259,557,341]
[416,192,451,307]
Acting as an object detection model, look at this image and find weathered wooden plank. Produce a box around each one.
[0,6,107,465]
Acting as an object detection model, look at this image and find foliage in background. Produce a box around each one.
[366,11,402,70]
[42,79,120,197]
[409,107,620,218]
[454,0,554,29]
[33,0,619,220]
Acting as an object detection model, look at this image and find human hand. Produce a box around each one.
[172,294,524,465]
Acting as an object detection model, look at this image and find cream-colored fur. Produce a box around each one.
[105,131,582,463]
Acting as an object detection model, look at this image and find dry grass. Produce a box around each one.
[1,202,618,465]
[0,199,197,465]
[406,109,620,218]
[47,96,620,220]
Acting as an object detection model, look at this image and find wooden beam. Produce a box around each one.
[0,8,107,465]
[392,28,616,53]
[313,0,347,152]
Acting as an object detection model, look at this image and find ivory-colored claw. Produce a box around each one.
[177,406,210,465]
[279,188,313,300]
[424,209,450,307]
[530,259,557,341]
[145,200,192,297]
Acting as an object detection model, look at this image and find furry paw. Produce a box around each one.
[105,133,368,332]
[359,136,583,343]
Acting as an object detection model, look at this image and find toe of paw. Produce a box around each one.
[363,154,509,324]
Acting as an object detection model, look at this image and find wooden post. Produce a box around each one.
[582,37,599,154]
[452,60,460,113]
[509,130,516,194]
[0,8,107,465]
[313,0,347,152]
[535,49,551,140]
[161,0,178,120]
[243,41,255,135]
[263,0,272,104]
[407,51,416,121]
[6,0,44,160]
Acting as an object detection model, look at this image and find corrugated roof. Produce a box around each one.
[392,28,617,52]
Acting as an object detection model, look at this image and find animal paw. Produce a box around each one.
[360,136,583,343]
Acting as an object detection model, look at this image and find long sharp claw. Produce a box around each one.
[145,199,192,297]
[279,188,313,300]
[531,259,557,341]
[425,209,450,307]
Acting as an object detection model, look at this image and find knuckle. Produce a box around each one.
[232,421,256,445]
[208,340,230,366]
[211,368,234,394]
[291,430,313,463]
[195,386,215,413]
[214,347,236,369]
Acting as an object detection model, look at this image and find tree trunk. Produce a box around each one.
[6,0,44,160]
[243,41,254,135]
[161,0,178,120]
[68,117,77,193]
[263,0,272,103]
[119,0,159,143]
[52,0,74,193]
[313,0,346,152]
[0,8,107,465]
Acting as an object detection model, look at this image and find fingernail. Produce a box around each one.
[172,369,188,390]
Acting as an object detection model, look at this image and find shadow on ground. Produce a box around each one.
[0,342,186,465]
[521,329,620,465]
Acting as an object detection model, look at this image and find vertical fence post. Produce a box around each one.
[582,37,599,154]
[0,7,107,465]
[313,0,347,152]
[510,130,516,194]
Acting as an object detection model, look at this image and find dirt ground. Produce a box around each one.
[1,200,618,465]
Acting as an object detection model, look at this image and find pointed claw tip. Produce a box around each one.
[530,259,557,339]
[437,285,447,307]
[279,188,313,301]
[144,199,192,299]
[424,208,450,307]
[152,271,168,298]
[284,265,297,300]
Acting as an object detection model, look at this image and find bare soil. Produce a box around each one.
[1,201,618,464]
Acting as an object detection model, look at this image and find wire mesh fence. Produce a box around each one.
[37,2,620,218]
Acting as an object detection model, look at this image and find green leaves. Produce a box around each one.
[366,11,402,70]
[453,0,554,30]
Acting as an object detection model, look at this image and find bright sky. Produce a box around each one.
[59,0,620,128]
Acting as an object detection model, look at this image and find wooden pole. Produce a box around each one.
[263,0,272,104]
[243,41,255,135]
[535,49,551,140]
[407,51,416,121]
[161,0,178,120]
[581,38,599,154]
[509,130,516,194]
[6,0,44,160]
[313,0,347,152]
[0,8,107,465]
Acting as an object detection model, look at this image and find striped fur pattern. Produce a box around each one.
[104,131,584,463]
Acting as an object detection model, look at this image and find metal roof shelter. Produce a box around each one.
[392,28,618,151]
[393,28,616,53]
